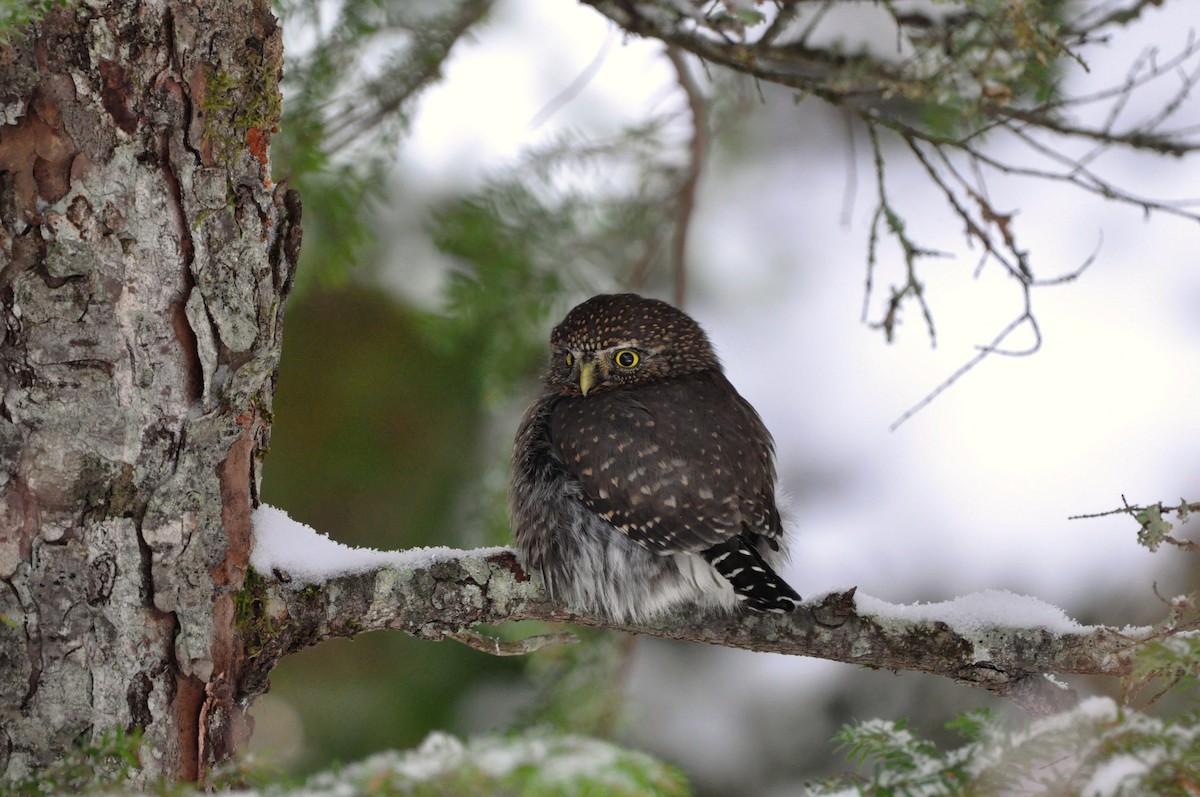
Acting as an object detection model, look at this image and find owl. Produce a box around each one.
[510,293,801,623]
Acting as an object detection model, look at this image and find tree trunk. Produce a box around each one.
[0,0,297,783]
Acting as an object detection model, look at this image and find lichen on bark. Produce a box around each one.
[0,0,298,783]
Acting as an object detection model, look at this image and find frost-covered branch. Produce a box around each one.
[239,507,1178,717]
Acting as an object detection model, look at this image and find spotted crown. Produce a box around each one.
[549,293,718,373]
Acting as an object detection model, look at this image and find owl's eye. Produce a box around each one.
[614,349,640,368]
[564,352,575,366]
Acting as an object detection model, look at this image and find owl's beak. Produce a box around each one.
[578,361,597,396]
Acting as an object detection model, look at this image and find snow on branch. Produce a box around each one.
[241,506,1156,716]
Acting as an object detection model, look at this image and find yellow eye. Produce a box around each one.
[565,352,575,366]
[614,349,639,368]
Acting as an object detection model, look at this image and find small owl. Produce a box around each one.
[510,293,801,623]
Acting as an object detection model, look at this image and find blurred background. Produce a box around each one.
[255,1,1200,793]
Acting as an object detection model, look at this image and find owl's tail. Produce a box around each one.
[703,535,802,613]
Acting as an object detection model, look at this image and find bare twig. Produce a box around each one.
[452,629,579,655]
[889,310,1035,432]
[1070,498,1200,554]
[839,110,860,226]
[1069,499,1200,522]
[1067,0,1186,38]
[1163,535,1200,553]
[863,123,942,345]
[530,31,617,129]
[961,129,1200,222]
[665,46,708,308]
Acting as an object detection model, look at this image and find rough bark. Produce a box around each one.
[244,548,1152,719]
[0,1,297,783]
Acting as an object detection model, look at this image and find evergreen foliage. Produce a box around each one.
[1,728,688,797]
[0,0,61,41]
[0,729,142,796]
[813,694,1200,797]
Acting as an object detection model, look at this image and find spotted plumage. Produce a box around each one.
[510,293,802,622]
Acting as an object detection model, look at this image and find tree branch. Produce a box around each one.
[579,0,1200,393]
[238,546,1168,718]
[664,45,707,309]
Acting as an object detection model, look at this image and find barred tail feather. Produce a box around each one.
[702,536,802,613]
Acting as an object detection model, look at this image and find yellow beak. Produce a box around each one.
[578,361,597,396]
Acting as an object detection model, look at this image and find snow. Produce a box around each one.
[1075,696,1121,724]
[226,730,674,796]
[250,504,507,583]
[1003,696,1119,747]
[1044,672,1073,692]
[1083,754,1151,796]
[396,733,465,781]
[254,503,1096,640]
[855,588,1088,635]
[404,731,657,789]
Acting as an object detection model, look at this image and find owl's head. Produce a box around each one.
[545,293,719,395]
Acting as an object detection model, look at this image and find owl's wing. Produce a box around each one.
[548,372,782,555]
